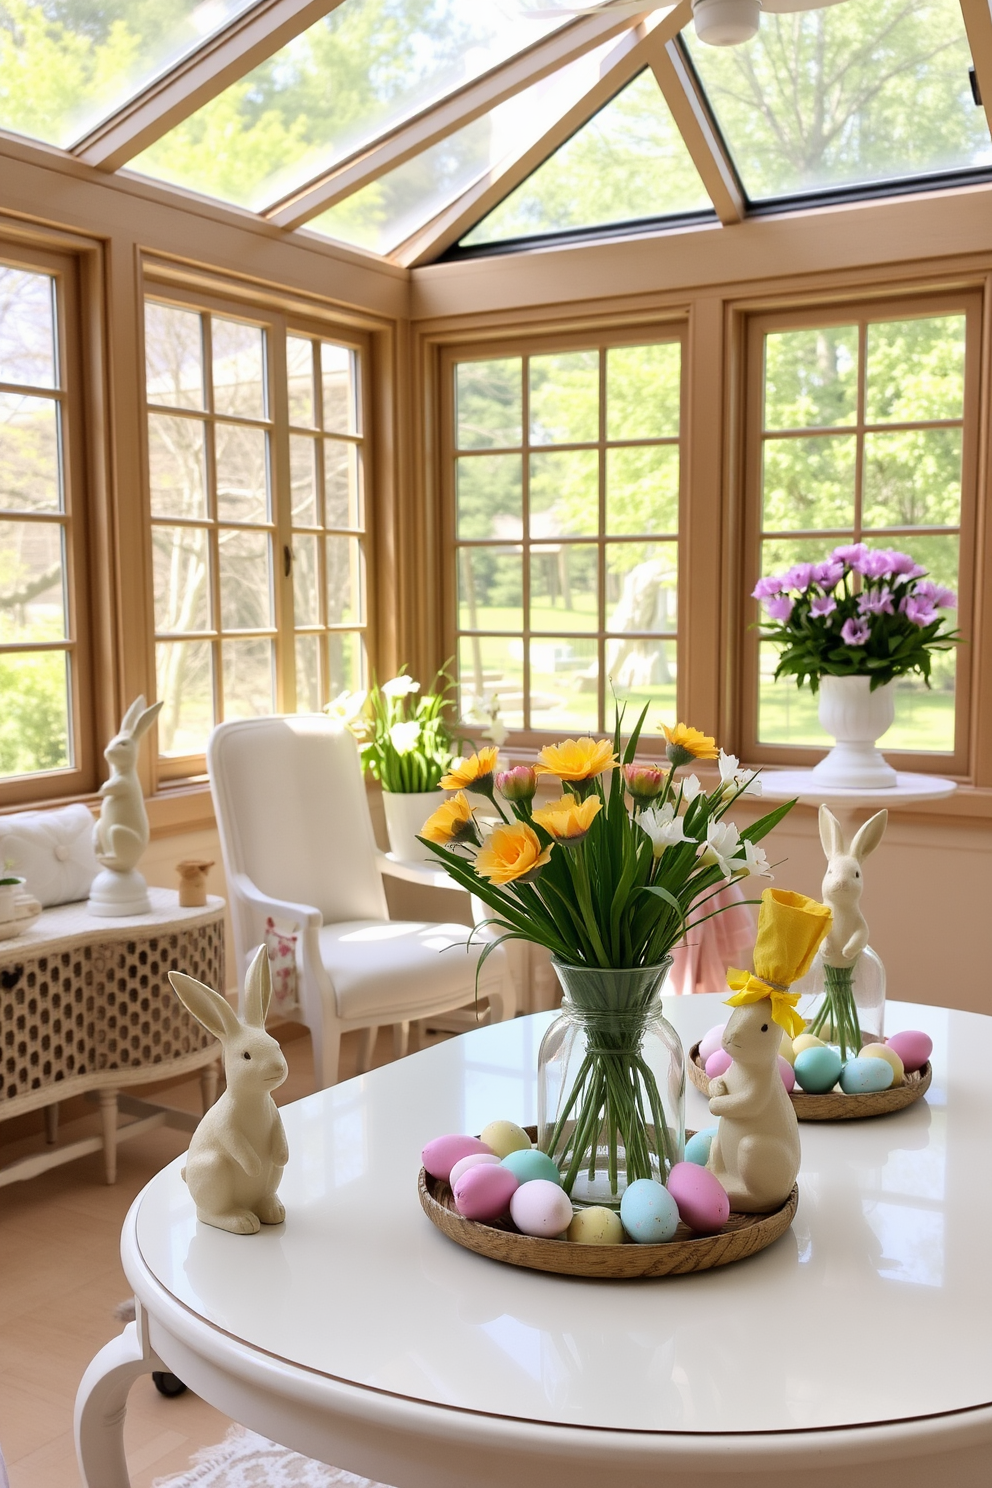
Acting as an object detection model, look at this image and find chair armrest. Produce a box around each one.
[229,871,322,929]
[375,851,467,894]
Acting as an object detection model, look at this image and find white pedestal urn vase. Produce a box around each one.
[382,789,448,863]
[810,676,897,789]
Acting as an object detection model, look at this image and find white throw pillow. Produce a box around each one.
[0,803,99,907]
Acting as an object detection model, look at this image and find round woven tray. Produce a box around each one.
[418,1128,798,1279]
[687,1042,932,1121]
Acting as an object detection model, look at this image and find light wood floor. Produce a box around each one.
[0,1024,435,1488]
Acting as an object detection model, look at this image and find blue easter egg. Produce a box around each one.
[794,1045,844,1094]
[619,1178,680,1245]
[684,1127,718,1166]
[840,1056,894,1095]
[501,1148,562,1186]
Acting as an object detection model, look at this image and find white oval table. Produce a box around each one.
[75,995,992,1488]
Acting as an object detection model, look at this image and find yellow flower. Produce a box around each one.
[420,792,477,846]
[440,746,500,793]
[532,794,602,844]
[476,822,553,886]
[535,737,618,782]
[659,723,719,767]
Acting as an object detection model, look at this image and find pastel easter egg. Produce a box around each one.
[449,1152,501,1187]
[480,1119,532,1159]
[793,1033,825,1057]
[860,1043,904,1087]
[620,1179,680,1244]
[705,1049,732,1079]
[509,1179,573,1238]
[667,1161,731,1235]
[840,1056,894,1095]
[779,1033,796,1066]
[794,1045,843,1094]
[567,1206,624,1245]
[886,1030,932,1074]
[501,1149,562,1186]
[778,1056,796,1092]
[698,1023,727,1063]
[453,1163,519,1222]
[684,1126,718,1166]
[422,1133,493,1182]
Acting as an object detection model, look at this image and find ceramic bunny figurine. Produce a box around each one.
[88,696,164,916]
[707,999,800,1213]
[819,804,887,968]
[169,946,289,1235]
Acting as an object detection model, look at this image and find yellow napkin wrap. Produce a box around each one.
[726,888,833,1038]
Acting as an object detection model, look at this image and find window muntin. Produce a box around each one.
[452,338,682,737]
[683,0,992,203]
[750,309,969,759]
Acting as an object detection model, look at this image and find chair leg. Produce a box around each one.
[99,1090,119,1185]
[311,1024,341,1091]
[45,1101,59,1145]
[392,1021,410,1060]
[356,1025,377,1074]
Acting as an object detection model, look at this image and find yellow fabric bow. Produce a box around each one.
[725,888,833,1038]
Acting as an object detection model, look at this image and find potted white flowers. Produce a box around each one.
[0,861,26,924]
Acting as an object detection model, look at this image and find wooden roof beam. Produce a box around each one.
[959,0,992,147]
[644,32,745,225]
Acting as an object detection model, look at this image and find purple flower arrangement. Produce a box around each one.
[753,543,959,692]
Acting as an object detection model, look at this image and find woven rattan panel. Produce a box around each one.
[2,921,223,1103]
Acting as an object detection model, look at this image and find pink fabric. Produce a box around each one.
[668,882,756,996]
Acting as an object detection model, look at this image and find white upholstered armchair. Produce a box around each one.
[207,715,514,1088]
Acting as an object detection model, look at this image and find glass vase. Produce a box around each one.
[537,960,685,1210]
[792,945,886,1059]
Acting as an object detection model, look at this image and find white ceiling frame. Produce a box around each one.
[646,34,744,225]
[393,4,693,270]
[265,7,659,230]
[959,0,992,145]
[72,0,348,172]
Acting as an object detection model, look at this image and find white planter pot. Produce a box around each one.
[382,789,448,863]
[810,676,897,789]
[0,877,25,921]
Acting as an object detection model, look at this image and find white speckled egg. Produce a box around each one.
[510,1179,573,1237]
[699,1023,727,1062]
[480,1120,532,1159]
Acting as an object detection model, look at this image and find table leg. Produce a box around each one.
[393,1021,410,1060]
[199,1060,220,1114]
[99,1090,119,1185]
[74,1309,161,1488]
[44,1101,59,1145]
[356,1026,377,1074]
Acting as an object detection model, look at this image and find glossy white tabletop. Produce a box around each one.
[134,995,991,1436]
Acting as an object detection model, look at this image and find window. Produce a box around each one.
[144,293,368,773]
[447,334,683,740]
[0,250,93,798]
[743,297,978,772]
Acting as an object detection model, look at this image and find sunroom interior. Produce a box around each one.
[1,0,992,1481]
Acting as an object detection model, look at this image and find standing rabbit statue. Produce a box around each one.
[169,946,289,1235]
[819,804,887,969]
[88,696,164,916]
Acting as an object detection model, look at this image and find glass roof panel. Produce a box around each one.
[461,68,712,246]
[0,0,258,149]
[683,0,992,201]
[128,0,569,212]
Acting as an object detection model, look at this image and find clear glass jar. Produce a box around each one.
[792,945,886,1057]
[537,960,685,1210]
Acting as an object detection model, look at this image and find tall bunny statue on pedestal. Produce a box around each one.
[88,695,164,916]
[707,888,831,1213]
[169,946,289,1235]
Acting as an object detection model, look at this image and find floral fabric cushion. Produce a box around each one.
[264,916,299,1016]
[0,803,99,907]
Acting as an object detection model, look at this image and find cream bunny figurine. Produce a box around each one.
[88,695,164,916]
[169,946,289,1235]
[707,1000,800,1213]
[819,804,887,968]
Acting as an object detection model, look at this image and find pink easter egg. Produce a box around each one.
[778,1056,796,1092]
[509,1179,574,1238]
[449,1152,501,1187]
[667,1161,731,1235]
[453,1163,519,1222]
[699,1023,727,1063]
[885,1030,932,1073]
[422,1133,493,1182]
[705,1049,732,1079]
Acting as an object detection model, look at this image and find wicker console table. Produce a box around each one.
[0,888,225,1187]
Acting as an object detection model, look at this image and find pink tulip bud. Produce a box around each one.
[623,763,665,801]
[496,765,538,802]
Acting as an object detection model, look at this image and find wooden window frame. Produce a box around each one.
[440,321,687,757]
[738,290,982,779]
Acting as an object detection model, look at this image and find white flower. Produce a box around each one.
[325,689,367,724]
[681,774,702,803]
[735,839,773,879]
[483,719,509,747]
[698,819,741,879]
[718,749,762,798]
[389,720,421,754]
[639,802,686,857]
[382,675,420,699]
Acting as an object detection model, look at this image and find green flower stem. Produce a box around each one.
[808,961,862,1060]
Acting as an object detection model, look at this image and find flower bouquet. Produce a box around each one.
[419,710,795,1206]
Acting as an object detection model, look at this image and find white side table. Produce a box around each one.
[759,769,957,837]
[0,888,225,1186]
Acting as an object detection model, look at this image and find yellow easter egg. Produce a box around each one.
[793,1033,825,1056]
[779,1033,796,1066]
[480,1120,532,1159]
[860,1042,904,1087]
[567,1206,624,1245]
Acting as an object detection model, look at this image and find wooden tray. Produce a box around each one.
[688,1042,932,1121]
[418,1127,798,1279]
